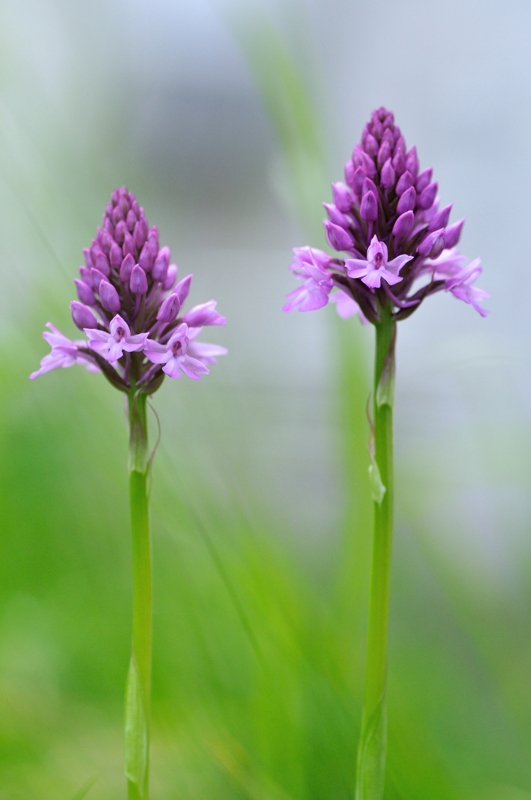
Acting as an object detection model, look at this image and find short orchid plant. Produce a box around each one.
[31,187,227,800]
[284,107,488,800]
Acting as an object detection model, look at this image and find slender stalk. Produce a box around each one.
[125,390,152,800]
[356,304,396,800]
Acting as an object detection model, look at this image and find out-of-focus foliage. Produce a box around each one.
[2,0,531,798]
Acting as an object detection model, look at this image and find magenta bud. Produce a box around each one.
[79,266,92,284]
[138,242,153,272]
[83,248,94,270]
[120,253,135,282]
[396,170,414,196]
[353,166,366,197]
[377,139,391,165]
[174,273,193,305]
[361,150,376,178]
[416,168,433,193]
[157,293,181,323]
[94,251,110,277]
[71,301,98,330]
[100,230,113,254]
[360,190,378,221]
[114,220,127,244]
[405,146,419,180]
[428,204,453,232]
[123,231,136,257]
[147,229,159,259]
[152,246,170,282]
[130,264,148,294]
[331,182,352,213]
[112,206,124,225]
[394,135,406,155]
[91,268,108,291]
[380,158,396,189]
[90,241,102,264]
[417,228,445,258]
[371,119,382,140]
[397,186,416,214]
[74,278,96,306]
[132,200,140,216]
[392,150,406,176]
[382,128,394,147]
[134,220,147,249]
[109,242,122,268]
[353,145,376,178]
[323,203,350,228]
[344,160,355,188]
[444,219,465,249]
[364,133,378,157]
[99,280,121,312]
[417,181,438,210]
[324,220,354,250]
[126,209,137,232]
[392,210,415,240]
[163,264,178,291]
[362,177,378,197]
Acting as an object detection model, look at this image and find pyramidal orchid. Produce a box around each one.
[284,108,488,800]
[31,187,227,800]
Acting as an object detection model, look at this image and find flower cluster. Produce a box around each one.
[31,187,227,392]
[284,107,489,323]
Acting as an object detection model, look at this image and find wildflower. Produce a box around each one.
[30,324,99,379]
[30,187,227,392]
[445,259,489,317]
[346,236,413,289]
[284,108,490,800]
[144,324,210,380]
[284,107,489,322]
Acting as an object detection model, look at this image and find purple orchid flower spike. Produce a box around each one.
[30,186,227,393]
[30,187,227,800]
[283,108,490,800]
[283,107,488,322]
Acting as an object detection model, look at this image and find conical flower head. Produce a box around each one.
[286,107,488,321]
[31,187,227,391]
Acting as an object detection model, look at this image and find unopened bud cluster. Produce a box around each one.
[284,107,488,322]
[31,187,227,390]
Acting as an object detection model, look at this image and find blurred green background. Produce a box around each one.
[1,0,531,797]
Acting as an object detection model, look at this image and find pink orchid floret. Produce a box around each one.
[346,236,412,289]
[30,324,98,379]
[444,259,490,317]
[427,248,468,279]
[84,315,148,363]
[186,328,228,366]
[283,247,334,312]
[181,300,226,327]
[330,290,369,323]
[144,323,214,380]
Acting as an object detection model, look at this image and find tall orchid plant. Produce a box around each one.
[31,187,227,800]
[284,107,488,799]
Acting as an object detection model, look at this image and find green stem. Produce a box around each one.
[356,305,396,800]
[125,391,152,800]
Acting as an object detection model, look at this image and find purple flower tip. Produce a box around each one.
[157,293,181,324]
[324,220,354,251]
[130,264,148,295]
[71,301,98,330]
